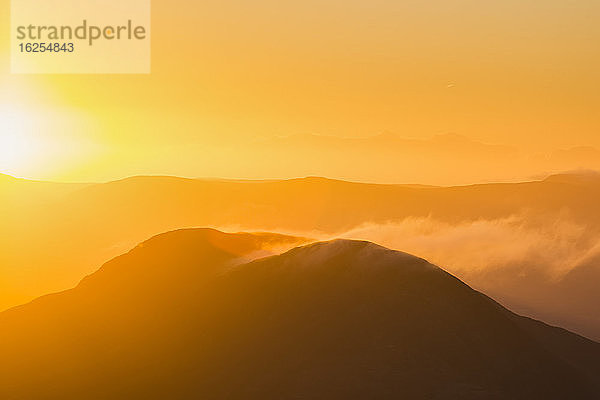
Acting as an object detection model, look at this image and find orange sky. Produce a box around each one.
[0,0,599,182]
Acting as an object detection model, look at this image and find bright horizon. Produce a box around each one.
[1,130,600,185]
[1,0,599,184]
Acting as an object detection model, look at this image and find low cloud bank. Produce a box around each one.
[336,214,600,283]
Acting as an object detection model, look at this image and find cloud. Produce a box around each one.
[327,214,600,339]
[333,213,600,283]
[210,215,600,339]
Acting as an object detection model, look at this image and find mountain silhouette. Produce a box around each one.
[543,170,600,186]
[3,172,600,341]
[1,228,598,399]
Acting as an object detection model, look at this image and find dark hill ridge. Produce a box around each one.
[1,229,599,399]
[543,170,600,186]
[4,169,600,337]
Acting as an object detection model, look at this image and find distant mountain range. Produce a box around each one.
[44,133,600,186]
[1,171,600,342]
[1,228,598,399]
[236,133,600,185]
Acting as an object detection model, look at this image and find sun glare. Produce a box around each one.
[0,103,103,180]
[0,105,42,176]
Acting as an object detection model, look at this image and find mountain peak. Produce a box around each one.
[544,170,600,185]
[280,238,429,271]
[77,228,310,291]
[1,228,599,399]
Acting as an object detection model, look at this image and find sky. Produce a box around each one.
[0,0,599,182]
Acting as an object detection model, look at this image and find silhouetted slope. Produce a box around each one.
[3,172,600,342]
[63,173,600,231]
[543,171,600,186]
[1,230,598,399]
[548,256,600,341]
[512,316,600,390]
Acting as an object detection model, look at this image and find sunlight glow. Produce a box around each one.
[0,105,41,176]
[0,103,100,179]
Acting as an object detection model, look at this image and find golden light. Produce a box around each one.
[0,102,104,180]
[0,104,41,176]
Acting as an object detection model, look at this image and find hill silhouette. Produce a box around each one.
[2,172,600,341]
[1,229,598,399]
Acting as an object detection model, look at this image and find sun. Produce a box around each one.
[0,103,102,180]
[0,105,41,176]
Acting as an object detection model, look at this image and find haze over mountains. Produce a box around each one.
[230,133,600,185]
[2,171,600,341]
[24,132,600,185]
[1,229,598,399]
